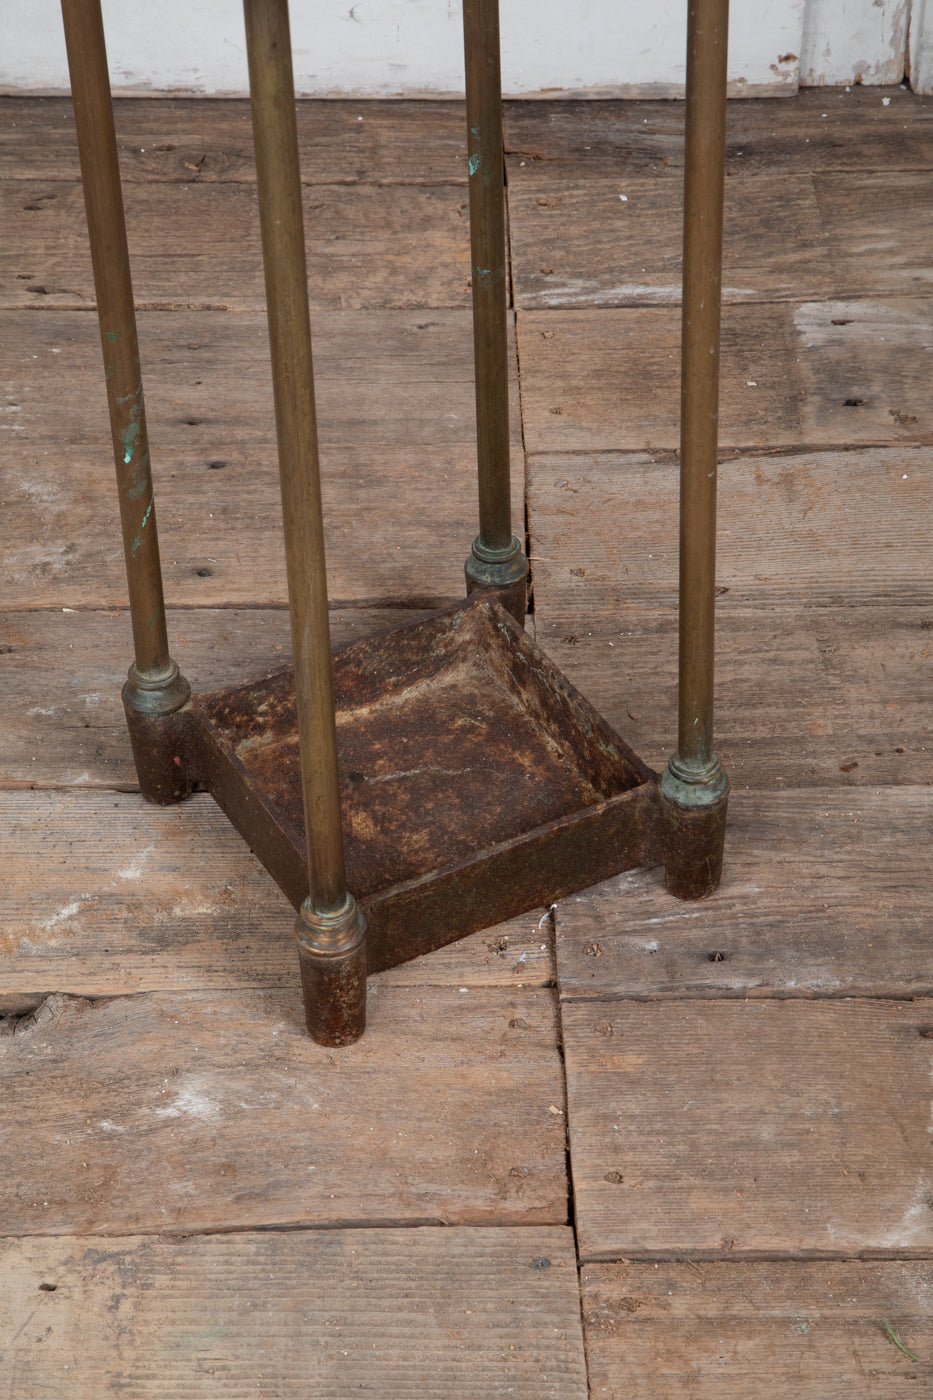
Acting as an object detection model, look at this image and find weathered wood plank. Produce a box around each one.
[562,997,933,1261]
[509,171,933,310]
[503,87,933,180]
[0,97,469,185]
[0,788,557,1001]
[0,986,567,1235]
[815,170,933,298]
[516,301,933,454]
[8,90,931,189]
[517,305,794,453]
[3,179,472,311]
[509,173,831,308]
[532,604,932,790]
[524,449,932,787]
[0,1227,588,1400]
[554,788,933,1001]
[0,790,299,1001]
[3,309,523,608]
[528,449,931,607]
[581,1259,933,1399]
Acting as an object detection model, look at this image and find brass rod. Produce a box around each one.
[462,0,513,555]
[60,0,171,680]
[676,0,729,769]
[243,0,348,915]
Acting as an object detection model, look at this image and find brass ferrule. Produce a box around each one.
[295,894,367,959]
[466,534,529,589]
[123,659,191,718]
[660,752,730,810]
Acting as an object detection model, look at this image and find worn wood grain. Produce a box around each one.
[7,91,931,190]
[815,170,933,299]
[0,1227,587,1400]
[581,1260,933,1399]
[516,301,933,454]
[0,788,557,1002]
[510,171,933,309]
[3,308,523,608]
[0,97,469,185]
[532,603,933,790]
[525,448,932,788]
[528,448,932,607]
[4,179,472,311]
[562,997,933,1261]
[503,87,933,180]
[0,986,567,1236]
[554,788,933,1002]
[509,173,831,309]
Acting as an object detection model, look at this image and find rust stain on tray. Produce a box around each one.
[197,600,648,899]
[175,598,721,976]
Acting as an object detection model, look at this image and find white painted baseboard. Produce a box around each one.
[909,0,933,91]
[800,0,909,86]
[2,0,803,98]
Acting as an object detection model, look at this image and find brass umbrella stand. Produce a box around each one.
[61,0,730,1045]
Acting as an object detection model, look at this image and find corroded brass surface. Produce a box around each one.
[244,0,366,1043]
[62,0,192,802]
[462,0,529,612]
[676,0,730,774]
[243,0,353,921]
[61,0,175,679]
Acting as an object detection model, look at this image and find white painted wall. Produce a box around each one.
[0,0,912,97]
[909,0,933,90]
[800,0,910,85]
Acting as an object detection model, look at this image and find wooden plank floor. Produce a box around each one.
[2,1228,588,1399]
[1,90,931,1394]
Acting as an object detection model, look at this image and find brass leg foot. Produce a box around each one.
[296,895,368,1046]
[122,660,194,805]
[658,754,729,900]
[465,535,529,624]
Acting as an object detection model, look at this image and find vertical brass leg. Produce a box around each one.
[660,0,731,896]
[243,0,366,1045]
[61,0,192,804]
[462,0,529,623]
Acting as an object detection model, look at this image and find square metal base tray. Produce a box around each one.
[184,597,667,973]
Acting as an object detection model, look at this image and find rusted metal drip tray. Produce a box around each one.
[190,596,664,973]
